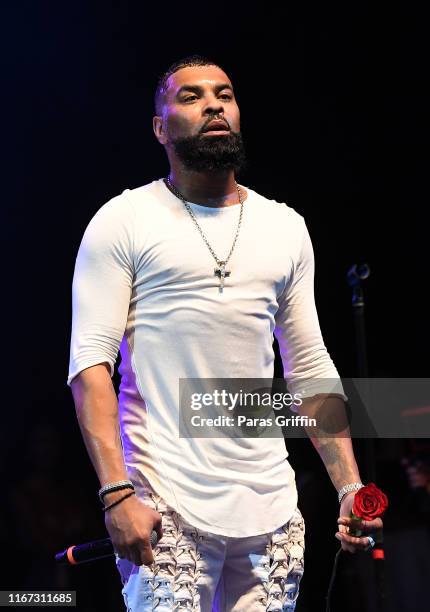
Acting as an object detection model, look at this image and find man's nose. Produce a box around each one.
[203,96,224,115]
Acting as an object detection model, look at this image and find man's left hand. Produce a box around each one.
[336,492,383,553]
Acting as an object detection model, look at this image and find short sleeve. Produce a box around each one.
[274,218,347,403]
[67,193,135,386]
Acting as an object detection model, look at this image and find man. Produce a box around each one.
[68,56,381,611]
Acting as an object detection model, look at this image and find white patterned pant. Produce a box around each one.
[115,473,305,612]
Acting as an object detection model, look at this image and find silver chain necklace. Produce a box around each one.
[164,176,244,292]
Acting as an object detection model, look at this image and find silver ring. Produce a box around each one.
[366,536,375,550]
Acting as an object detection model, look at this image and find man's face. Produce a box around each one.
[153,65,246,172]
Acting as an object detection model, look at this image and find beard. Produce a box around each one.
[171,130,247,173]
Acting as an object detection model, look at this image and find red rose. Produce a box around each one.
[352,483,388,521]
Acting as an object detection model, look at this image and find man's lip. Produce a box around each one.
[202,120,230,133]
[202,129,230,135]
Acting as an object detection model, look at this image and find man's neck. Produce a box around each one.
[167,168,245,208]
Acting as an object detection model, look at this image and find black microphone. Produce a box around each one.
[55,531,159,565]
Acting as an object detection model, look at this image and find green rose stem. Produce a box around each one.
[349,512,363,537]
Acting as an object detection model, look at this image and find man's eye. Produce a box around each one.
[183,96,197,102]
[220,94,232,100]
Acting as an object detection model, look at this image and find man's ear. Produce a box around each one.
[153,115,168,145]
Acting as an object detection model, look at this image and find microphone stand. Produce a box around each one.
[347,263,386,612]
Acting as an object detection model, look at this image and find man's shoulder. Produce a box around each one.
[88,179,163,223]
[122,178,166,208]
[243,184,305,225]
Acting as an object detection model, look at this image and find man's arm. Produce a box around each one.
[70,362,129,487]
[67,196,162,565]
[71,362,162,566]
[299,394,382,552]
[274,217,381,552]
[299,394,360,490]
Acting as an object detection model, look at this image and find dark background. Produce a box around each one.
[4,1,429,610]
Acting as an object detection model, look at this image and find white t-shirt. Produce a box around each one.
[67,178,346,537]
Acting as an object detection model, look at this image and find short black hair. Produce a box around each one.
[154,54,225,115]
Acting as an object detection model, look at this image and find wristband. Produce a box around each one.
[102,490,136,512]
[338,482,364,504]
[99,480,135,503]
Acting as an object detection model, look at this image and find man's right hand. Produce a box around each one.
[104,493,163,566]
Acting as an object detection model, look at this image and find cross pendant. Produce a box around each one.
[214,262,231,292]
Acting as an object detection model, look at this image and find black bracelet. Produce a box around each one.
[102,490,136,512]
[100,483,135,503]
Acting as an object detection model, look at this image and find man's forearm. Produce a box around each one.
[71,363,129,488]
[299,394,361,491]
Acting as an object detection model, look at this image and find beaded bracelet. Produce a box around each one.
[102,490,136,512]
[99,480,135,503]
[338,482,364,504]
